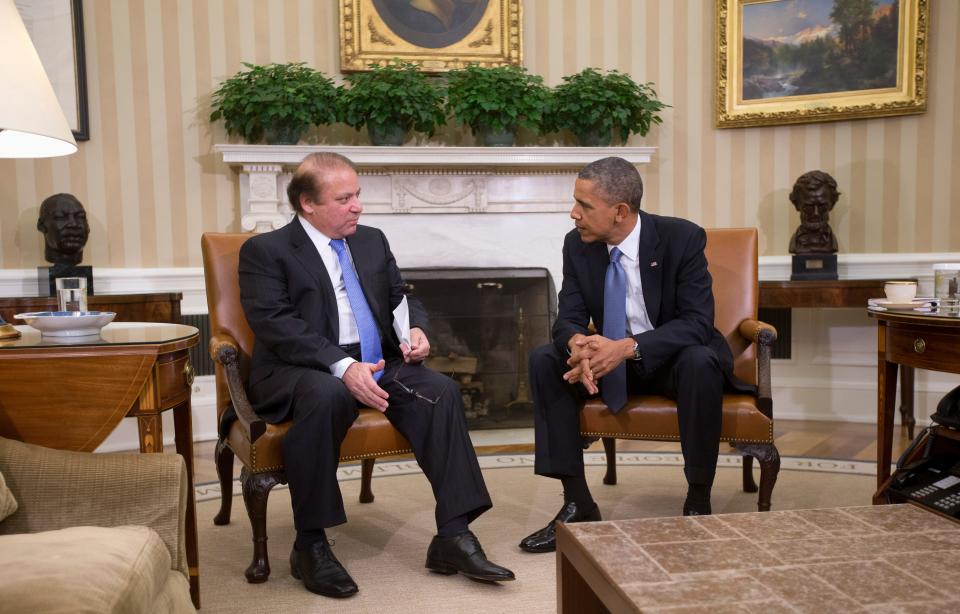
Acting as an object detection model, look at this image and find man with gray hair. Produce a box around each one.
[519,157,748,553]
[239,152,514,599]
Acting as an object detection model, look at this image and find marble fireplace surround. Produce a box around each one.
[215,145,655,286]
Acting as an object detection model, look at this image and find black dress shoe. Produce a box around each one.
[682,501,712,516]
[290,541,359,598]
[425,531,516,582]
[518,501,601,553]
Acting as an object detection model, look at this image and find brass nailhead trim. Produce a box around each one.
[581,419,774,445]
[340,448,413,461]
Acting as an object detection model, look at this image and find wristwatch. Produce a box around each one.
[631,340,642,361]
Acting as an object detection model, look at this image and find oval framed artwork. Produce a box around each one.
[340,0,522,72]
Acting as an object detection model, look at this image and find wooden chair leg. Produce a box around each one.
[602,437,617,485]
[213,438,235,526]
[241,466,282,584]
[741,454,758,493]
[359,458,375,503]
[756,446,781,512]
[732,443,780,511]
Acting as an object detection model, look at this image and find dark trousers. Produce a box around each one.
[529,342,724,487]
[253,359,492,532]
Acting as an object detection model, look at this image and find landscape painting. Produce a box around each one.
[742,0,899,100]
[715,0,928,128]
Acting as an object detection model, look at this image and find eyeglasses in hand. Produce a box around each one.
[389,362,442,405]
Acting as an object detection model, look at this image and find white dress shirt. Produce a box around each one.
[298,215,358,378]
[607,217,654,336]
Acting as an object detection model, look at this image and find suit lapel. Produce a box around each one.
[637,211,663,325]
[584,240,608,321]
[288,219,340,337]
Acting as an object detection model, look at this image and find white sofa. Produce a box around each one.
[0,436,194,613]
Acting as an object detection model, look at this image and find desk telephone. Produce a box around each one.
[886,426,960,517]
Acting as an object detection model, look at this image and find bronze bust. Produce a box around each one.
[788,171,839,255]
[37,193,90,266]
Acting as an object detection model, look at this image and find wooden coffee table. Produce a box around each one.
[557,504,958,612]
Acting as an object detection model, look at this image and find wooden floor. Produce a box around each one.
[188,418,917,485]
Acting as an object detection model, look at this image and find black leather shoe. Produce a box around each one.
[290,541,359,598]
[518,501,601,553]
[682,500,712,516]
[425,531,516,582]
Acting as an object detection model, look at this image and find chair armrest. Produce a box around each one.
[738,319,778,345]
[0,437,188,577]
[738,319,778,419]
[209,333,266,443]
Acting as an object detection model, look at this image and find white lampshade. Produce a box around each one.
[0,0,77,158]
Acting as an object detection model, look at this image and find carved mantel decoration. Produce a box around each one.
[214,145,656,233]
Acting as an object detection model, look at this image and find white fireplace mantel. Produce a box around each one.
[214,145,656,232]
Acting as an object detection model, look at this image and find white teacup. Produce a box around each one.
[884,281,918,303]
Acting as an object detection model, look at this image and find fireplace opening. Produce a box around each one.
[402,268,555,429]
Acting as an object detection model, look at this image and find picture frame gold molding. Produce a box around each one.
[340,0,522,72]
[716,0,928,129]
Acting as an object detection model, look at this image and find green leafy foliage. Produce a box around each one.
[444,64,549,135]
[339,61,446,137]
[209,62,338,143]
[546,68,667,143]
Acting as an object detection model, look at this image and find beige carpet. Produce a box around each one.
[194,453,878,614]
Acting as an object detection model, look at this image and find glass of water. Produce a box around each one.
[55,277,88,312]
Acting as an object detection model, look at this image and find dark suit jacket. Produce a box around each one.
[552,210,737,380]
[238,219,428,422]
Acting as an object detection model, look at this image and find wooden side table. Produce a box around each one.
[868,308,960,496]
[760,280,918,437]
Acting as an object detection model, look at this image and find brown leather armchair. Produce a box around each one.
[579,228,781,511]
[201,233,411,583]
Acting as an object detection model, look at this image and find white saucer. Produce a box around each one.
[868,298,937,310]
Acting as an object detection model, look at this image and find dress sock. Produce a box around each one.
[294,528,328,551]
[560,475,595,510]
[685,483,712,508]
[437,513,469,538]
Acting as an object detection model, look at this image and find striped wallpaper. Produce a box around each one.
[0,0,958,268]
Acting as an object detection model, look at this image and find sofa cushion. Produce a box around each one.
[0,471,15,522]
[0,525,185,613]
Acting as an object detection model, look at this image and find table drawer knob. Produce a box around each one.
[183,361,195,387]
[913,338,926,354]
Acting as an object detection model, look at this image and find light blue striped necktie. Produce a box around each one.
[330,239,383,380]
[602,246,627,411]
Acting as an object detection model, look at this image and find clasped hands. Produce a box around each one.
[562,333,635,395]
[343,327,430,412]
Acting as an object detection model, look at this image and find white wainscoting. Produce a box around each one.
[3,251,959,451]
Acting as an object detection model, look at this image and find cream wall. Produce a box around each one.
[1,0,958,269]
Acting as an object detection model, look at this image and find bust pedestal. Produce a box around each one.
[790,254,838,281]
[37,265,94,297]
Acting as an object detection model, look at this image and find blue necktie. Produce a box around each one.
[602,247,627,411]
[330,239,383,381]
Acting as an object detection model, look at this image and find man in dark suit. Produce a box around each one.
[519,157,744,554]
[239,152,514,599]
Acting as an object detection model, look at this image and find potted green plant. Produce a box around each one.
[546,68,667,146]
[445,64,549,146]
[209,62,338,144]
[338,60,446,145]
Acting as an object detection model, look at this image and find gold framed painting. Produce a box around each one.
[340,0,522,72]
[716,0,928,128]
